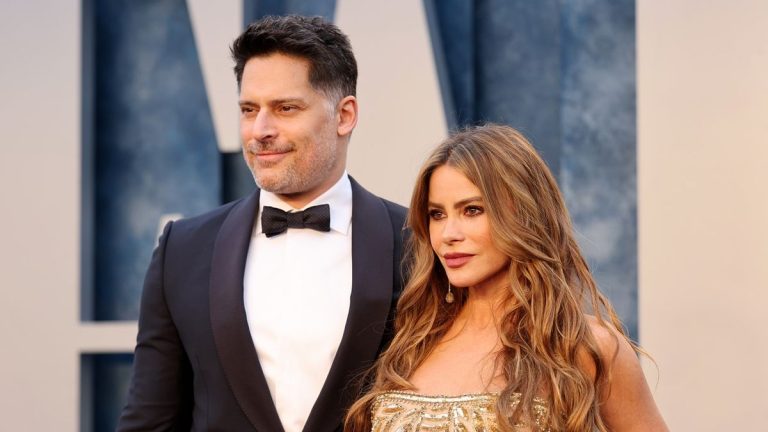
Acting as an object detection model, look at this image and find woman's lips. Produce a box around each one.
[444,253,473,268]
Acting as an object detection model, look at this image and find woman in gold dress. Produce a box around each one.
[345,125,668,431]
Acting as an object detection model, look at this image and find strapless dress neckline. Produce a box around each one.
[370,390,550,431]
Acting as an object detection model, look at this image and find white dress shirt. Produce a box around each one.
[243,173,353,432]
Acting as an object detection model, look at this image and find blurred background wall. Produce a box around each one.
[637,0,768,429]
[0,0,765,430]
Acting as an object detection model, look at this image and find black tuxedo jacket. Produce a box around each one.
[118,177,408,432]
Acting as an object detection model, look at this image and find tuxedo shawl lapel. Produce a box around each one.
[303,177,397,432]
[209,190,285,432]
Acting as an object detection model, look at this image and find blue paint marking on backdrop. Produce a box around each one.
[559,0,638,338]
[243,0,336,24]
[92,0,220,320]
[474,0,563,178]
[430,0,562,176]
[428,0,638,338]
[88,354,134,432]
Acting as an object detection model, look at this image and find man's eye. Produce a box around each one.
[428,209,444,220]
[240,106,256,115]
[465,206,483,216]
[279,105,297,113]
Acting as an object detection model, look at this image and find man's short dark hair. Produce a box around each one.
[231,15,357,100]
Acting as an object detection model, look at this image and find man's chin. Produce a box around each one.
[252,174,292,194]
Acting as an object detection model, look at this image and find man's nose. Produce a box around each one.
[251,110,277,141]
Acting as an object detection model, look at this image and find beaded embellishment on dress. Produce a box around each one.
[370,391,550,432]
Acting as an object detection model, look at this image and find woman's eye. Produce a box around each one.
[465,206,483,216]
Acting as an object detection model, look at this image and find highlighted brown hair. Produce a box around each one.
[346,124,635,431]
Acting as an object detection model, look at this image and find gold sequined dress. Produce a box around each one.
[370,391,550,432]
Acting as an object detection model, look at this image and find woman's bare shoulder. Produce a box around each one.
[583,314,669,431]
[583,314,634,363]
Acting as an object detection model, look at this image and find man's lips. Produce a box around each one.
[443,253,474,268]
[253,149,291,163]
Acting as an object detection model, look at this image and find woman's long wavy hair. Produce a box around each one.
[345,124,633,431]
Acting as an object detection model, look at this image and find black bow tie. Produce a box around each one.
[261,204,331,238]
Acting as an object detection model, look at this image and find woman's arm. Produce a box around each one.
[588,317,669,432]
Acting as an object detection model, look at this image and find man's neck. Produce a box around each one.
[273,171,347,209]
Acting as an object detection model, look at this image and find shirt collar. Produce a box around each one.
[256,172,353,235]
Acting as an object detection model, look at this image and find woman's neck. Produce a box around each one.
[458,278,508,330]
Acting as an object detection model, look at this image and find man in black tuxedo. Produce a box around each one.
[118,16,407,432]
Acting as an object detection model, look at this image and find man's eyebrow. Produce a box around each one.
[238,97,307,106]
[427,196,483,209]
[269,98,306,106]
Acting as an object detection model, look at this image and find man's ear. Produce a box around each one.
[336,95,358,137]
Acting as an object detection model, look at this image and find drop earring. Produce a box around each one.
[445,282,455,304]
